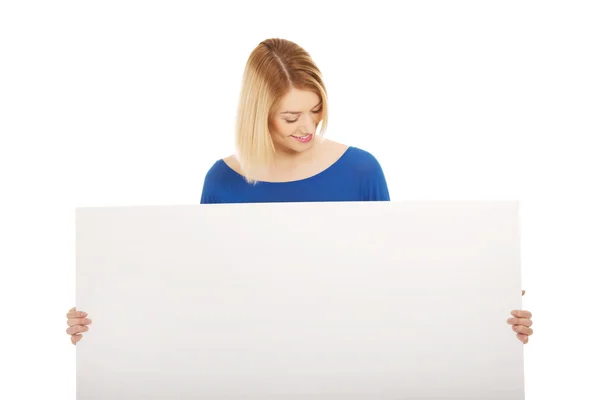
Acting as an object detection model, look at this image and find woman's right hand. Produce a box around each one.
[66,307,92,345]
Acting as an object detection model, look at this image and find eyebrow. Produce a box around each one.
[280,101,322,115]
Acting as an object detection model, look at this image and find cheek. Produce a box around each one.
[271,119,292,137]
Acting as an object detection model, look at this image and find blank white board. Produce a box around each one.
[76,201,524,399]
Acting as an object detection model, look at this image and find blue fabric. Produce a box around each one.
[200,146,390,204]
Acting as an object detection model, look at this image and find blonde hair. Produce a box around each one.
[235,38,329,183]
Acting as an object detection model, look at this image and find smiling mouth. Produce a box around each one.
[291,133,314,143]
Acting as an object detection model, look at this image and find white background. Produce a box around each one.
[0,0,598,399]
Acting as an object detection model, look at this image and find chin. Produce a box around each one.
[290,141,315,153]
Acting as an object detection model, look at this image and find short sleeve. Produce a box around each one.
[200,161,223,204]
[357,151,390,201]
[200,186,216,204]
[364,162,390,201]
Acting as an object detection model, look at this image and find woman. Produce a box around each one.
[66,38,534,344]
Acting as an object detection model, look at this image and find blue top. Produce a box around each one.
[200,146,390,204]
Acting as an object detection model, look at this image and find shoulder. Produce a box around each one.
[204,156,233,181]
[319,139,379,167]
[346,147,387,190]
[339,145,385,175]
[200,155,241,203]
[334,143,390,200]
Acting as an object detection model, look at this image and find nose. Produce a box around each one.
[298,113,316,133]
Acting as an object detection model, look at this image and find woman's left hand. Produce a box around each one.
[506,290,534,344]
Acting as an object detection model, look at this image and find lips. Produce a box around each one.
[291,133,314,143]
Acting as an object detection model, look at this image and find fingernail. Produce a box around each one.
[513,326,518,331]
[84,318,91,323]
[82,312,87,317]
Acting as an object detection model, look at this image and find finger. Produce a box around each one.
[512,325,534,335]
[67,311,87,319]
[511,310,532,318]
[67,318,92,327]
[71,334,82,345]
[522,290,526,296]
[66,325,89,335]
[506,317,533,327]
[517,333,529,344]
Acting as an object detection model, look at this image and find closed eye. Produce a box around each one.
[285,107,323,123]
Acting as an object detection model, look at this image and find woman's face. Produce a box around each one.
[269,88,323,154]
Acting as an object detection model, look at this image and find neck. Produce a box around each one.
[272,139,324,170]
